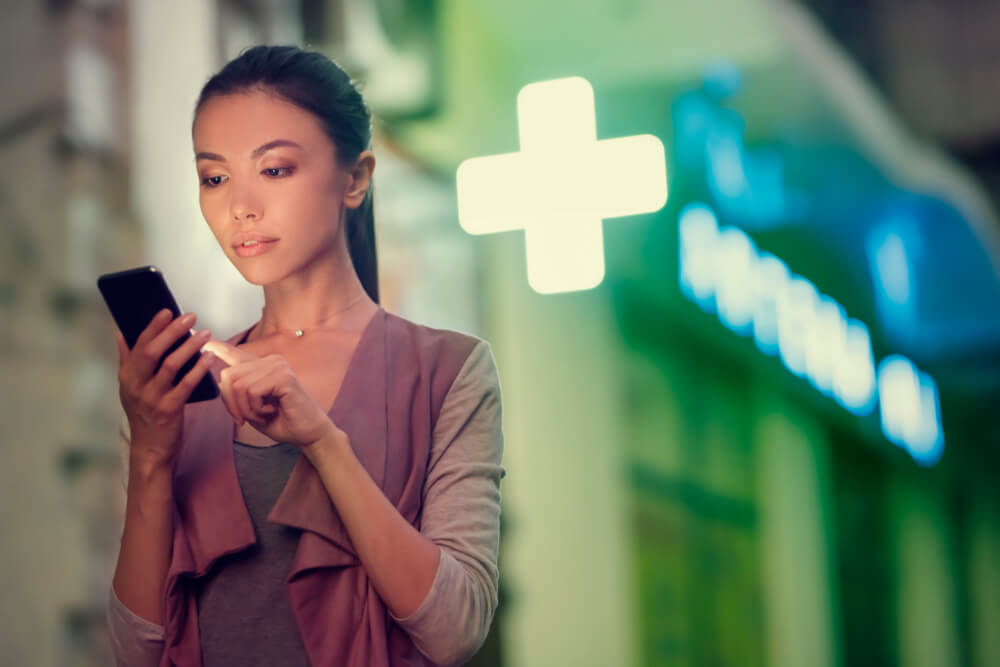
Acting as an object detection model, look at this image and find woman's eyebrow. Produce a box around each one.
[195,139,304,162]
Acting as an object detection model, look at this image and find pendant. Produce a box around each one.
[295,329,304,337]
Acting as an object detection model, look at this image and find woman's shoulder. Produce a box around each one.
[383,311,502,430]
[382,308,489,364]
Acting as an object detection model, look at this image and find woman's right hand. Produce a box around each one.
[116,309,215,466]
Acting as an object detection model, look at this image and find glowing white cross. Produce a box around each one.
[456,76,668,294]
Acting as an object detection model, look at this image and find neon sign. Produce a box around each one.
[456,76,667,294]
[679,203,944,465]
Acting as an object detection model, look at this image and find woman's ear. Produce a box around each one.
[344,150,375,209]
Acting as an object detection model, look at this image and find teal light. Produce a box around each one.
[873,232,911,306]
[678,202,944,464]
[878,355,945,466]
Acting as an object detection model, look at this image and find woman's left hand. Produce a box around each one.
[202,340,341,448]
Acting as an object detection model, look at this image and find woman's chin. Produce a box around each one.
[232,262,283,286]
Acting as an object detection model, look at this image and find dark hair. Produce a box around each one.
[193,45,378,303]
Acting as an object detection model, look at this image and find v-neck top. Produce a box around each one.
[195,441,309,666]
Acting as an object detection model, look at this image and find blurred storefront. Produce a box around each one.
[374,2,1000,667]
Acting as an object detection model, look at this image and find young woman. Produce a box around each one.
[107,45,505,666]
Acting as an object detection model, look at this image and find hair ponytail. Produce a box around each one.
[346,184,378,303]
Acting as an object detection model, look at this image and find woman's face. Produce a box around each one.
[192,89,357,285]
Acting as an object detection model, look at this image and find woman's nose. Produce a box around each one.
[229,183,261,221]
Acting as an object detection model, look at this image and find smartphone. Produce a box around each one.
[97,265,219,403]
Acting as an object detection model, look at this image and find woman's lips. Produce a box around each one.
[234,240,278,257]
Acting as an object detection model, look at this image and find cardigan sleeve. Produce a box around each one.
[389,339,506,666]
[107,582,165,666]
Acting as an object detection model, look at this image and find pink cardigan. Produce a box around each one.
[145,307,494,665]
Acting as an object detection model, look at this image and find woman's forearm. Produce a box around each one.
[112,452,176,626]
[301,428,441,619]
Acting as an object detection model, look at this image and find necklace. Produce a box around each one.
[258,291,368,339]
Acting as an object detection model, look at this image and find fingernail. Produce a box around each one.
[198,329,211,339]
[157,309,171,321]
[182,313,196,324]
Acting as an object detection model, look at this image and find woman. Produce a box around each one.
[107,45,505,666]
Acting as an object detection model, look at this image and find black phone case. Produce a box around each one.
[97,265,219,403]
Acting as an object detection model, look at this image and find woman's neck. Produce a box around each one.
[253,254,376,341]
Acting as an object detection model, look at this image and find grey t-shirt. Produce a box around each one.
[195,441,309,666]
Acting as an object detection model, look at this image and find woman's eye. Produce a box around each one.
[201,175,226,188]
[263,167,294,178]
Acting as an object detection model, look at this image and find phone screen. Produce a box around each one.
[97,266,219,402]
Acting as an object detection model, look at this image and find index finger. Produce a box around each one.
[201,339,257,367]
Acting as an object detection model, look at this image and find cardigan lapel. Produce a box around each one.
[169,327,261,578]
[163,328,263,667]
[170,307,389,579]
[270,306,388,575]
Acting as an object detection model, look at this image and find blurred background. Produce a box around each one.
[1,0,999,665]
